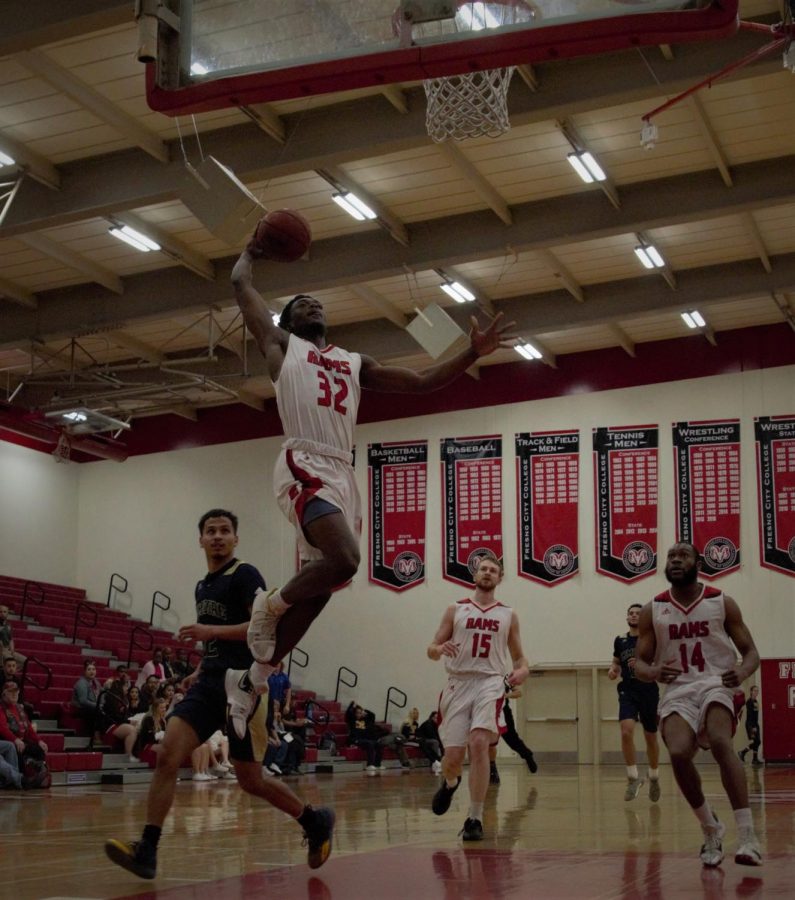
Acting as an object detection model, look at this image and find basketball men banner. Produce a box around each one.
[368,441,427,592]
[593,425,658,583]
[441,436,503,587]
[673,420,741,578]
[755,416,795,578]
[516,430,579,586]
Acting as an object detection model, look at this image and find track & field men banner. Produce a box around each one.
[593,425,658,582]
[516,430,579,586]
[673,419,741,578]
[441,436,503,587]
[368,441,427,591]
[755,416,795,578]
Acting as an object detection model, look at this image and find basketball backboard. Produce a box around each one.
[142,0,740,115]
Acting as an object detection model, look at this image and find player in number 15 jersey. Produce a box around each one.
[634,542,762,870]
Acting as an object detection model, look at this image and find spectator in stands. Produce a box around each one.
[0,656,20,692]
[104,664,130,691]
[0,605,24,665]
[136,649,166,689]
[161,647,177,684]
[127,685,146,716]
[263,699,288,775]
[268,662,292,714]
[281,705,309,775]
[402,706,443,773]
[133,697,168,761]
[71,659,103,738]
[207,729,234,777]
[97,679,139,761]
[418,711,444,759]
[0,680,48,771]
[170,647,194,684]
[345,702,384,774]
[157,683,176,709]
[140,674,161,710]
[0,738,23,790]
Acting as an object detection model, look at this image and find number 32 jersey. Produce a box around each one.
[651,585,737,693]
[275,334,362,458]
[445,599,514,678]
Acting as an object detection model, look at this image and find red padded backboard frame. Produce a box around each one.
[147,1,739,116]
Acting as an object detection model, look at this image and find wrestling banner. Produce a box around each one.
[441,435,503,587]
[755,416,795,578]
[516,430,579,586]
[673,420,741,578]
[593,425,658,583]
[367,441,427,592]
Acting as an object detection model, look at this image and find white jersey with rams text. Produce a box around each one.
[652,584,737,695]
[445,599,513,678]
[275,334,361,459]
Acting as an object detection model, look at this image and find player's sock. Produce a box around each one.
[445,777,459,789]
[250,660,275,692]
[734,808,752,829]
[142,824,161,849]
[626,765,639,780]
[468,802,484,821]
[693,801,716,827]
[648,768,659,781]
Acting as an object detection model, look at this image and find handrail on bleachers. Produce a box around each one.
[150,590,170,625]
[287,646,308,679]
[127,624,153,667]
[384,685,407,723]
[21,581,45,619]
[21,655,53,695]
[106,572,128,608]
[334,665,357,703]
[72,600,98,644]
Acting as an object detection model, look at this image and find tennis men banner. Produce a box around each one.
[516,430,579,586]
[673,420,741,578]
[367,441,427,591]
[441,435,503,587]
[755,416,795,578]
[593,425,658,582]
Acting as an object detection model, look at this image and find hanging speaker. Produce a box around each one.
[406,302,468,360]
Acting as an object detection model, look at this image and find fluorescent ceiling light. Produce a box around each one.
[62,411,88,423]
[440,281,475,303]
[459,5,502,30]
[109,225,161,252]
[515,342,542,360]
[681,310,706,329]
[331,192,377,221]
[567,151,606,184]
[0,151,15,167]
[190,61,209,75]
[634,244,664,269]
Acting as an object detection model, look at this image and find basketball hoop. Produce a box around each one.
[400,1,536,142]
[52,432,71,464]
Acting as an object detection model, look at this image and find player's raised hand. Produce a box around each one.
[468,311,516,358]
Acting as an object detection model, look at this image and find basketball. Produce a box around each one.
[252,209,312,262]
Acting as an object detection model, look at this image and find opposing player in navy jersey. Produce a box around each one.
[427,552,530,841]
[634,542,762,868]
[104,509,334,880]
[226,244,513,738]
[608,603,661,802]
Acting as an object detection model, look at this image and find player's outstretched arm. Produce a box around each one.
[721,596,760,687]
[633,603,664,682]
[428,605,457,661]
[359,312,515,393]
[231,246,288,371]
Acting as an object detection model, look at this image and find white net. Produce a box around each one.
[52,432,71,464]
[424,66,516,142]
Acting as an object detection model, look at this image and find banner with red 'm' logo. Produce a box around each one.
[367,441,427,592]
[593,425,658,583]
[441,436,503,587]
[673,420,741,578]
[516,431,579,586]
[755,416,795,578]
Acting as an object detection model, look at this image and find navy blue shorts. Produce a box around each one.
[169,671,268,763]
[618,686,660,733]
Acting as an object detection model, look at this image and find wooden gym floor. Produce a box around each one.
[2,763,792,899]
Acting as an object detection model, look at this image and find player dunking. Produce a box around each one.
[428,553,530,841]
[104,510,334,879]
[634,542,763,868]
[225,244,513,737]
[608,603,661,802]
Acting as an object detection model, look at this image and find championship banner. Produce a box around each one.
[755,416,795,577]
[673,420,741,578]
[516,431,579,586]
[441,435,503,587]
[593,426,658,583]
[367,441,427,592]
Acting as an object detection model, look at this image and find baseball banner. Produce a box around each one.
[516,430,579,586]
[593,425,659,583]
[755,416,795,577]
[368,441,427,591]
[673,420,741,578]
[441,435,503,587]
